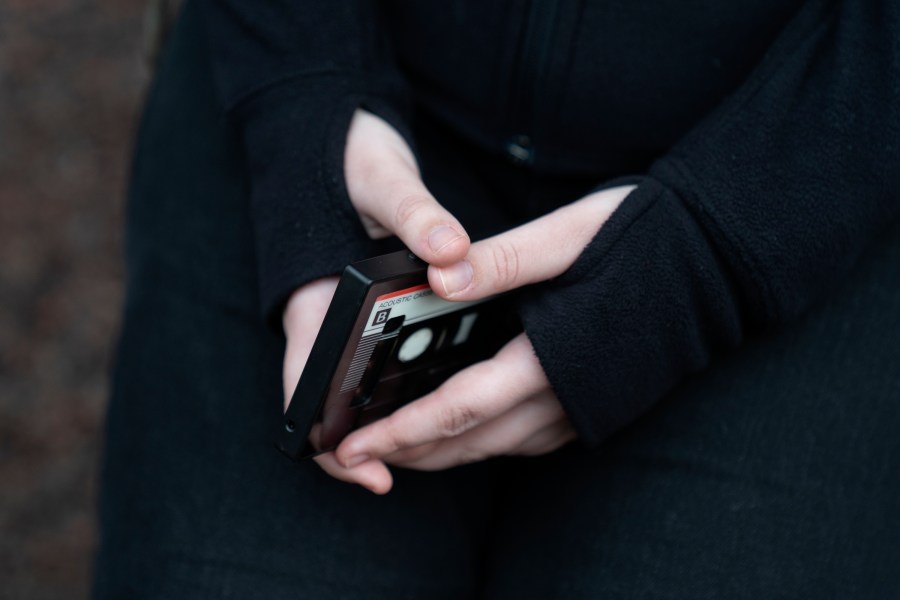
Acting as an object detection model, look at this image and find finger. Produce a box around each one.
[334,334,546,467]
[384,392,568,471]
[352,165,470,266]
[511,419,579,456]
[313,452,394,495]
[282,277,339,408]
[389,418,576,471]
[344,111,469,266]
[382,391,564,468]
[428,185,636,299]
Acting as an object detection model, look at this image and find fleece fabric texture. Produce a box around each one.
[202,0,412,321]
[199,0,900,445]
[522,0,900,444]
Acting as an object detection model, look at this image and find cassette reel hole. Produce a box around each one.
[398,327,434,363]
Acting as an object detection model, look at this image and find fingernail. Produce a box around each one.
[344,454,369,469]
[437,261,473,297]
[428,225,464,255]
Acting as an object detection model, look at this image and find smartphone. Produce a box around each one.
[276,250,522,460]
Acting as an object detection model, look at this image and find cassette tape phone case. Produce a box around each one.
[277,250,522,460]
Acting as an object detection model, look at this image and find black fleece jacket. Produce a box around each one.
[200,0,900,446]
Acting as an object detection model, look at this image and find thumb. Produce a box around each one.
[344,109,470,267]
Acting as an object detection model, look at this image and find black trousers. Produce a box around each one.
[94,3,900,598]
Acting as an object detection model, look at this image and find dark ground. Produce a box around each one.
[0,1,148,597]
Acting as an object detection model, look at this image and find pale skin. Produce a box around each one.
[283,110,636,494]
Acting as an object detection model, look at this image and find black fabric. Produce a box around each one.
[94,11,498,597]
[523,0,900,444]
[201,0,413,324]
[520,179,744,445]
[380,0,803,174]
[199,0,899,445]
[94,2,900,597]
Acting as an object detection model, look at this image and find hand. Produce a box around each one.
[283,109,636,493]
[283,110,465,401]
[282,275,397,489]
[281,109,473,490]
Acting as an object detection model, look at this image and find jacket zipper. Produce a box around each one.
[505,0,562,166]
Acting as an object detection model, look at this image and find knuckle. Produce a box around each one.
[437,404,483,438]
[381,415,410,453]
[392,193,429,231]
[490,242,522,289]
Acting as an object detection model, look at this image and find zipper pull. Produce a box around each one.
[504,134,533,165]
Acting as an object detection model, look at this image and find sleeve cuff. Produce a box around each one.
[234,74,411,327]
[519,178,745,446]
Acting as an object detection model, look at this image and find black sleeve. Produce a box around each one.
[198,0,412,324]
[520,0,900,446]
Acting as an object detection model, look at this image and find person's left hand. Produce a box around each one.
[311,183,636,494]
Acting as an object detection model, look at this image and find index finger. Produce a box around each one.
[333,334,546,468]
[427,185,636,299]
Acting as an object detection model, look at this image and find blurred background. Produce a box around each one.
[0,1,162,597]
